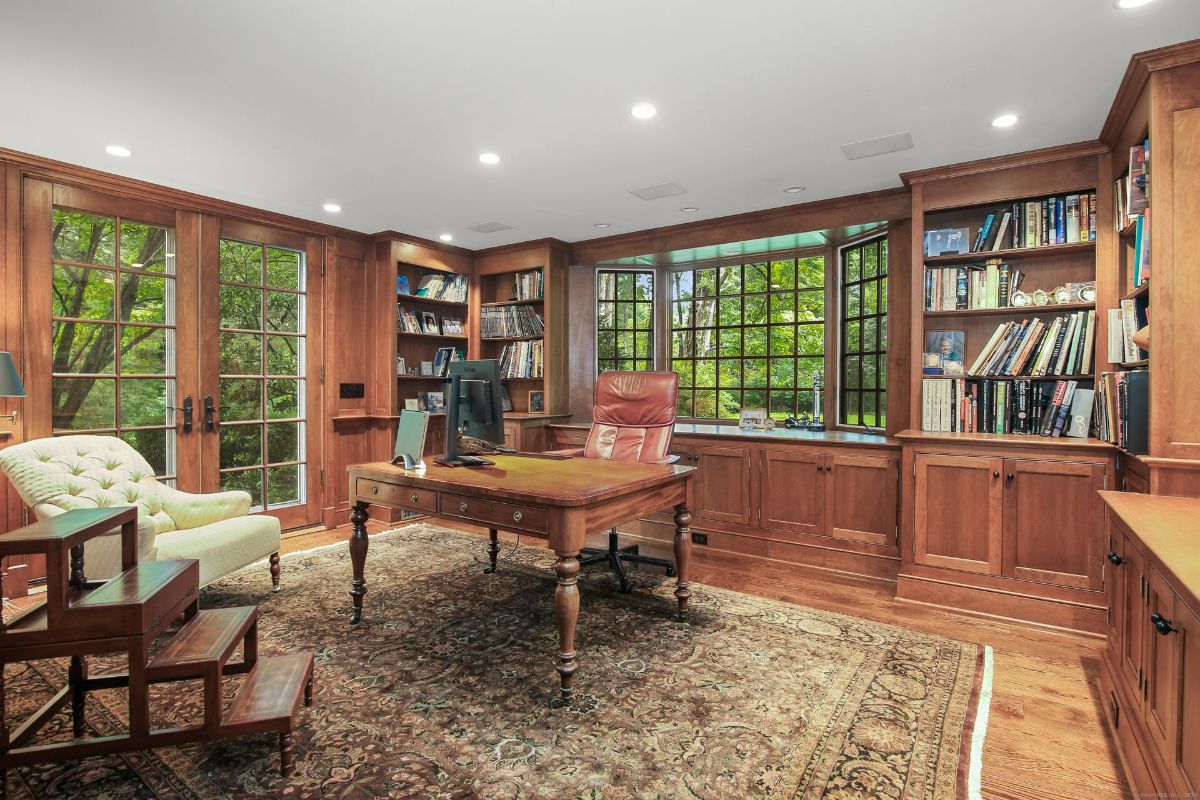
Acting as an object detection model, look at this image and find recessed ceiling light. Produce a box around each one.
[680,206,699,213]
[479,152,501,165]
[991,114,1019,128]
[1114,0,1154,7]
[631,102,657,120]
[784,186,806,194]
[105,144,132,157]
[323,203,342,213]
[594,223,611,229]
[439,234,453,242]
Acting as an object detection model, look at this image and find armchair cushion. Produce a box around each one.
[159,485,251,529]
[154,514,281,588]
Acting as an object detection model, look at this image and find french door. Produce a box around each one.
[24,181,323,530]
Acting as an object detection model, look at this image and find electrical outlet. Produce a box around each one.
[692,532,708,545]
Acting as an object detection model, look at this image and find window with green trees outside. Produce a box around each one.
[669,255,825,420]
[840,236,888,427]
[596,270,654,373]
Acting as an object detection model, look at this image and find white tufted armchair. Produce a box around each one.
[0,435,282,590]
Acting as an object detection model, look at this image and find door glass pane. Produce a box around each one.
[218,238,307,511]
[51,208,178,480]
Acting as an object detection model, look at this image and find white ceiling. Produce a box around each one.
[2,1,1198,250]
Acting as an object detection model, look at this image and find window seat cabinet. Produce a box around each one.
[1097,492,1200,797]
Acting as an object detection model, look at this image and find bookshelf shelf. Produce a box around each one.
[1122,282,1149,302]
[924,374,1095,381]
[1118,220,1138,240]
[480,298,544,308]
[396,331,468,341]
[1121,359,1149,369]
[396,294,468,309]
[482,335,544,343]
[924,302,1094,319]
[924,241,1094,266]
[396,375,448,381]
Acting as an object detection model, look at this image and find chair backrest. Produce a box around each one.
[0,434,175,531]
[583,371,679,464]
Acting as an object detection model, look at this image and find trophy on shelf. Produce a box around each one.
[786,370,825,431]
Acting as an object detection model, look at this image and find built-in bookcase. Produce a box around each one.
[904,147,1110,442]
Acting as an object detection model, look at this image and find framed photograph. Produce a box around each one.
[528,390,545,414]
[924,227,971,256]
[395,356,406,376]
[420,311,440,335]
[421,391,445,413]
[420,360,434,376]
[404,398,420,411]
[738,407,775,430]
[500,382,513,412]
[925,330,965,365]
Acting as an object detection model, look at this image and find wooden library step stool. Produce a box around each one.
[0,507,314,797]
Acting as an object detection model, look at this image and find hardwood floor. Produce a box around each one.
[287,518,1129,800]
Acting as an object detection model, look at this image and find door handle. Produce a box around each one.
[168,396,194,433]
[204,395,217,432]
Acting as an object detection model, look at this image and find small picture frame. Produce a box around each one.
[420,311,440,335]
[404,398,420,411]
[924,330,965,365]
[420,360,434,376]
[500,383,513,412]
[738,407,774,430]
[924,228,971,256]
[395,356,406,376]
[528,390,545,414]
[433,346,454,377]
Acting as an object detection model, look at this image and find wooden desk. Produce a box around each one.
[346,455,695,701]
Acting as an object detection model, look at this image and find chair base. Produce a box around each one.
[578,529,675,593]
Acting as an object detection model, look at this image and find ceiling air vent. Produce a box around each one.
[629,182,688,201]
[467,221,513,234]
[840,132,914,161]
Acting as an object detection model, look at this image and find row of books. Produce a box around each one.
[498,339,544,379]
[1131,208,1151,288]
[397,272,469,303]
[509,268,544,301]
[924,260,1022,310]
[1114,139,1150,231]
[1093,371,1149,454]
[1111,300,1148,365]
[968,193,1098,252]
[398,306,464,336]
[480,305,544,339]
[921,378,1093,438]
[967,311,1096,377]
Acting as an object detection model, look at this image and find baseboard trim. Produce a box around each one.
[896,574,1106,636]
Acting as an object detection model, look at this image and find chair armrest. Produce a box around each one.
[544,447,585,458]
[159,486,251,529]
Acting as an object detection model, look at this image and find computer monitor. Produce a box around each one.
[444,359,507,464]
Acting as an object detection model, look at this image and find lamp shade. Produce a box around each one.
[0,352,25,397]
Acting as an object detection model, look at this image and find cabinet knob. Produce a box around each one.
[816,465,823,472]
[370,485,379,495]
[992,471,1000,478]
[1151,612,1178,636]
[1107,551,1125,566]
[512,511,523,522]
[459,502,469,513]
[409,493,419,503]
[1006,473,1014,481]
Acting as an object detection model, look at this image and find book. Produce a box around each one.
[1066,388,1094,438]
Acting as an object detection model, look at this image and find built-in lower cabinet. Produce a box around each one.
[913,453,1003,574]
[759,449,825,536]
[1100,493,1200,796]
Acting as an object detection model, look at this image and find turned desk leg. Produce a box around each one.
[349,502,370,625]
[485,528,499,574]
[552,552,580,705]
[673,504,693,615]
[69,655,87,737]
[269,552,281,592]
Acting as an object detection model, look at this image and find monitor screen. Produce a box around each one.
[446,359,505,451]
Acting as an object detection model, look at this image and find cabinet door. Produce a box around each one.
[1003,459,1107,590]
[693,445,753,525]
[1171,597,1200,794]
[1144,566,1179,760]
[1118,537,1148,702]
[1106,528,1127,665]
[759,449,825,536]
[826,454,898,546]
[913,453,1003,574]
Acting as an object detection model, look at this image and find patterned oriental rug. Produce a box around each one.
[5,525,992,799]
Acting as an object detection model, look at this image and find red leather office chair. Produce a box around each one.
[556,370,680,592]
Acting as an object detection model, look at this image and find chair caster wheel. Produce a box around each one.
[666,565,676,578]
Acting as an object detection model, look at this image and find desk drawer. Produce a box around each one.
[439,492,546,532]
[356,478,437,512]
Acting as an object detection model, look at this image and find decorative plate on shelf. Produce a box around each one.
[1052,285,1071,304]
[1032,289,1050,306]
[1011,290,1029,307]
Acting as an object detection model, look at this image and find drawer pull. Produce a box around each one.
[512,511,523,522]
[992,471,1000,478]
[370,485,379,495]
[410,493,419,503]
[1151,612,1179,636]
[1107,551,1125,566]
[459,502,469,513]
